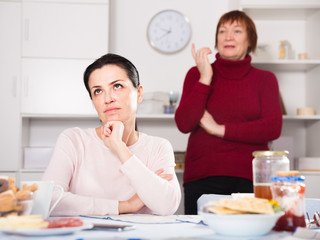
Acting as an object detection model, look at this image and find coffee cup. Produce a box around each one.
[21,181,63,219]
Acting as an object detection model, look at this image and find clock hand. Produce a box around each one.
[157,27,172,40]
[159,27,171,32]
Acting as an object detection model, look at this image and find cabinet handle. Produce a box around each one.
[24,18,29,41]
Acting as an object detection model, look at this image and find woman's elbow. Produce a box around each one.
[151,192,181,216]
[175,116,195,133]
[153,199,181,216]
[268,121,282,141]
[176,123,191,134]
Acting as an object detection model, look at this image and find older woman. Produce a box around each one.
[175,10,282,214]
[43,53,181,216]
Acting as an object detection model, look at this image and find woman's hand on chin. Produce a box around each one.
[101,121,132,163]
[101,121,124,148]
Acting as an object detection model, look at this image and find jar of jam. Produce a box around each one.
[271,173,306,232]
[252,151,290,200]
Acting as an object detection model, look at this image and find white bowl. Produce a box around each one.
[199,211,284,237]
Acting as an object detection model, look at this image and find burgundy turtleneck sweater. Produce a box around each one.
[175,54,282,184]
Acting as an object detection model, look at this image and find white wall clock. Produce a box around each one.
[147,10,192,54]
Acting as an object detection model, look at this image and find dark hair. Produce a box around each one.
[83,53,140,98]
[215,10,257,54]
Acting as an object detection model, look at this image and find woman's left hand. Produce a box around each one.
[200,110,225,138]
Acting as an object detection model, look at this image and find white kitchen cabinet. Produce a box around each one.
[0,1,22,171]
[137,115,189,152]
[239,0,320,195]
[21,58,96,115]
[20,0,109,115]
[18,0,109,181]
[22,0,109,59]
[302,171,320,198]
[19,170,45,182]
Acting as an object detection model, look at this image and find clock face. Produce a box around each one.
[147,10,191,54]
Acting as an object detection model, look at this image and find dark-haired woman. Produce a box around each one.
[43,53,181,216]
[175,10,282,214]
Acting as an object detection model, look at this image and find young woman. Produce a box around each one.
[175,10,282,214]
[43,53,181,216]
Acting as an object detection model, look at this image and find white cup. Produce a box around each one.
[22,181,64,219]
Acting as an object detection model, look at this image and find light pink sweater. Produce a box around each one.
[42,127,181,216]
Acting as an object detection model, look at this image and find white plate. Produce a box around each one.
[1,222,93,236]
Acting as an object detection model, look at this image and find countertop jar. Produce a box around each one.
[252,151,290,200]
[271,174,306,232]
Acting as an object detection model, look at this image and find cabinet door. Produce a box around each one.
[22,1,109,59]
[0,2,21,171]
[20,171,44,182]
[21,58,97,115]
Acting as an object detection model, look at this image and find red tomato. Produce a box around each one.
[46,218,83,228]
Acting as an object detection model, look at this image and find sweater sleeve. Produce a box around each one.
[175,66,212,133]
[120,139,181,216]
[223,71,282,144]
[42,131,119,216]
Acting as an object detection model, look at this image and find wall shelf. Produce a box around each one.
[21,113,320,121]
[137,114,174,119]
[21,113,175,120]
[252,60,320,72]
[283,115,320,120]
[21,113,98,119]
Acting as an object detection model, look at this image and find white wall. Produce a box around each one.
[109,0,232,94]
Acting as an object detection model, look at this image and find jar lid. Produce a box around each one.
[252,151,289,157]
[271,175,305,182]
[276,171,299,177]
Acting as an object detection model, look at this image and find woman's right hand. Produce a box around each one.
[192,43,213,85]
[118,194,145,214]
[100,121,133,164]
[101,121,125,151]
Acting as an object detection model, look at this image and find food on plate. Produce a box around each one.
[46,218,83,228]
[0,190,17,212]
[0,177,9,193]
[16,183,38,201]
[0,177,38,216]
[0,216,83,230]
[22,183,39,193]
[208,205,243,214]
[0,215,49,230]
[208,197,278,215]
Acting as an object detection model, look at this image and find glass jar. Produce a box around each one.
[279,40,289,59]
[252,151,290,200]
[271,175,306,232]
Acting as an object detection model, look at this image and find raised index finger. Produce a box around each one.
[191,43,196,59]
